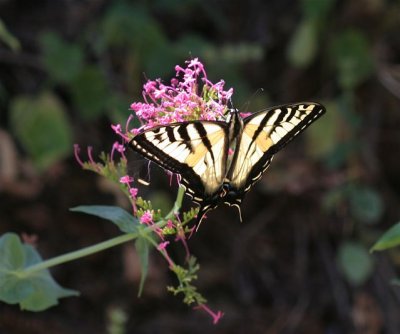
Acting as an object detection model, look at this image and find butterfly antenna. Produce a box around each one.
[240,87,265,112]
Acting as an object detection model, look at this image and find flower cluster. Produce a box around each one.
[119,58,233,137]
[75,58,228,324]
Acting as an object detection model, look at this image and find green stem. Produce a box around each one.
[24,233,137,274]
[166,185,185,219]
[24,186,186,275]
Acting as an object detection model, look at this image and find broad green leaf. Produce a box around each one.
[70,66,109,120]
[0,19,20,51]
[287,18,318,68]
[135,237,150,297]
[349,186,384,225]
[70,205,140,233]
[9,92,73,170]
[0,233,78,311]
[337,241,374,286]
[332,30,374,90]
[371,222,400,252]
[40,31,84,83]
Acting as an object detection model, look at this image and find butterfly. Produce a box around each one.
[129,102,325,226]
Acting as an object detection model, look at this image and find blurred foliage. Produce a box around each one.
[40,32,84,84]
[9,92,73,170]
[0,233,78,311]
[331,30,374,90]
[2,0,400,330]
[0,19,20,51]
[338,241,374,286]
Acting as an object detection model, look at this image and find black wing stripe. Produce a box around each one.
[166,126,176,143]
[178,125,194,153]
[193,122,216,164]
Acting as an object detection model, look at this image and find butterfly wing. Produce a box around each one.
[227,103,326,201]
[129,121,229,221]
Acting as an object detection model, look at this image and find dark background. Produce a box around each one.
[1,0,400,333]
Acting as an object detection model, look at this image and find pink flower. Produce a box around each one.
[140,210,153,224]
[120,175,134,184]
[157,241,170,251]
[130,187,138,197]
[122,58,234,138]
[166,220,174,229]
[194,304,224,324]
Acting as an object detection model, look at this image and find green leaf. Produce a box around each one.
[337,241,374,286]
[70,205,140,234]
[371,222,400,252]
[0,233,78,311]
[349,186,384,225]
[0,19,21,51]
[9,92,73,170]
[135,237,150,297]
[287,18,318,68]
[40,31,84,84]
[70,66,109,120]
[102,3,167,58]
[301,0,335,19]
[332,30,374,90]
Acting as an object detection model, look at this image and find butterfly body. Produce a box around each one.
[129,103,325,226]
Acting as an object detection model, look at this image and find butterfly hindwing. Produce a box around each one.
[129,121,229,204]
[228,103,326,194]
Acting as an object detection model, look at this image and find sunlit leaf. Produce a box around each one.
[371,222,400,252]
[40,31,84,83]
[0,233,78,311]
[9,92,73,170]
[70,205,140,234]
[337,241,374,286]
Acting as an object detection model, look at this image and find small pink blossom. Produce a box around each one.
[157,241,170,251]
[194,304,224,324]
[111,141,126,160]
[120,175,134,184]
[140,210,153,224]
[129,187,138,197]
[74,144,84,167]
[166,220,174,229]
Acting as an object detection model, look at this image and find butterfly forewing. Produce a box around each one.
[129,121,229,203]
[228,103,325,192]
